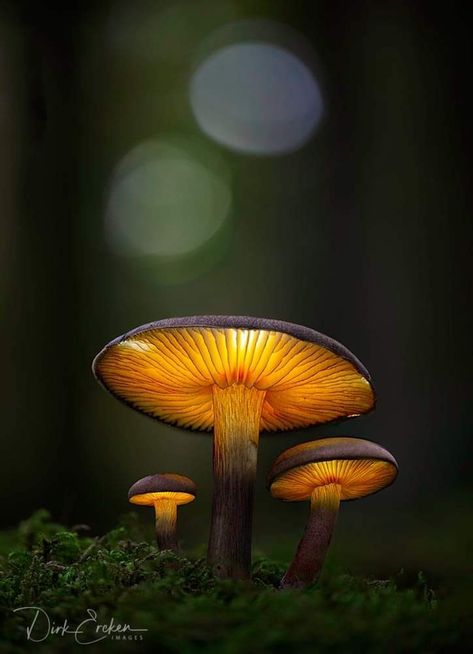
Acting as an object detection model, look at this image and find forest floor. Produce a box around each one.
[0,510,469,653]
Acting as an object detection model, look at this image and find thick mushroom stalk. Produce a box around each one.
[154,499,178,551]
[281,483,341,588]
[208,385,265,578]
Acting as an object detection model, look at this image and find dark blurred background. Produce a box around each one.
[1,0,471,585]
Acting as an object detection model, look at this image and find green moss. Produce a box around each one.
[0,511,469,653]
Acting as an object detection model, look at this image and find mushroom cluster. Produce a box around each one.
[93,315,397,586]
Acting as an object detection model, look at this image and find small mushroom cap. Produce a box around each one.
[268,437,398,502]
[128,473,196,506]
[93,315,375,432]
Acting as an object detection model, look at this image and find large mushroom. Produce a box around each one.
[92,316,374,578]
[268,437,398,588]
[128,473,196,551]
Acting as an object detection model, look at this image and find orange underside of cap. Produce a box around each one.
[95,327,374,431]
[129,491,195,506]
[270,458,397,501]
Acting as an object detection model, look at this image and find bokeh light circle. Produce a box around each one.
[190,41,323,155]
[106,138,232,258]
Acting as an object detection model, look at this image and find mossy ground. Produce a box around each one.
[0,511,469,653]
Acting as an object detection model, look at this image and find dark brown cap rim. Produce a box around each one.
[93,315,372,381]
[128,473,197,499]
[267,437,398,488]
[92,315,376,434]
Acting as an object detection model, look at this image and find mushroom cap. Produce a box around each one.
[93,315,375,432]
[268,437,398,501]
[128,473,196,506]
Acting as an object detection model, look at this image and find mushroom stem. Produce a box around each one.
[281,483,341,589]
[153,499,178,551]
[208,384,265,579]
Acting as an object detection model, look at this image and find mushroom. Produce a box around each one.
[268,437,398,588]
[128,473,196,551]
[93,316,374,578]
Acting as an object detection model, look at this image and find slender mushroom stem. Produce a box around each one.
[208,384,265,579]
[281,483,341,589]
[153,499,178,551]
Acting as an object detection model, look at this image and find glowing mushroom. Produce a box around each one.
[268,437,398,588]
[128,473,196,551]
[93,316,375,578]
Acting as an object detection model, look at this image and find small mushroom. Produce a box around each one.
[268,437,398,588]
[93,316,374,578]
[128,473,196,551]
